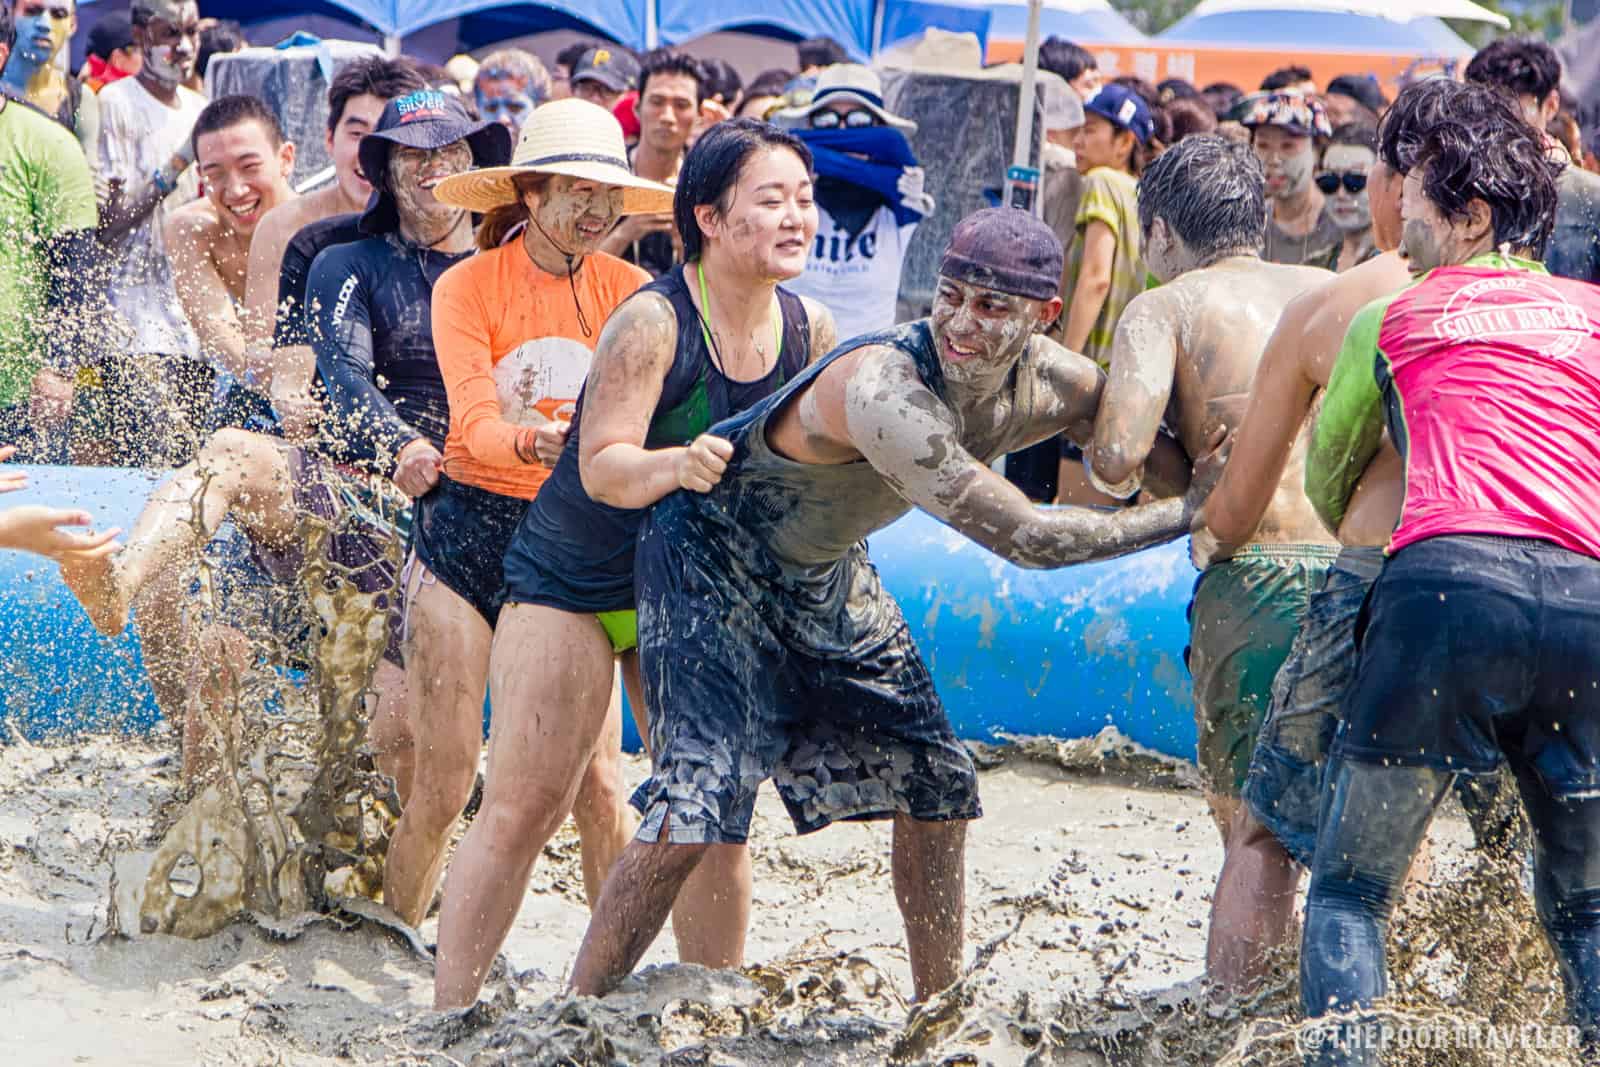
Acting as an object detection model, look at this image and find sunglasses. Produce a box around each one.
[810,108,878,130]
[1315,171,1368,195]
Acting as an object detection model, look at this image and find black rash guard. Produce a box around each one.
[274,212,363,349]
[306,231,468,473]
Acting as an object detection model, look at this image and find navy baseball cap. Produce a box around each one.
[357,88,513,235]
[570,46,640,93]
[1083,83,1155,146]
[940,207,1064,302]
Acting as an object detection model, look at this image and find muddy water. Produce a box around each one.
[0,724,1578,1066]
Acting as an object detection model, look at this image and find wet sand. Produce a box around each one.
[0,728,1559,1066]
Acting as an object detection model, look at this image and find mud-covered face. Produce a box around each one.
[699,146,816,281]
[12,0,73,69]
[1399,166,1470,273]
[475,74,536,137]
[527,174,624,255]
[198,119,296,237]
[135,2,199,87]
[1368,159,1404,252]
[930,276,1046,385]
[1252,125,1315,201]
[1319,144,1375,234]
[386,140,474,241]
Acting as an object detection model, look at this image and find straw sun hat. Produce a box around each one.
[433,97,674,215]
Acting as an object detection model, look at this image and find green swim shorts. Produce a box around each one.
[1186,543,1338,797]
[597,609,638,654]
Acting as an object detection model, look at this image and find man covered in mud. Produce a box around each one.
[1086,134,1332,994]
[1193,78,1522,898]
[1297,101,1600,1063]
[568,207,1224,1000]
[164,94,298,433]
[49,91,512,929]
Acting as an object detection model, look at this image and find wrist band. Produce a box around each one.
[152,167,176,195]
[514,428,539,464]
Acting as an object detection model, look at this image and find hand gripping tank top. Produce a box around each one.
[500,265,812,614]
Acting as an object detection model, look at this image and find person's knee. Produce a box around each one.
[478,779,573,848]
[572,758,626,827]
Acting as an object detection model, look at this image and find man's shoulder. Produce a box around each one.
[1557,164,1600,217]
[308,233,382,279]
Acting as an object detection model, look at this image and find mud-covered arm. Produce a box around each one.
[1200,295,1319,544]
[577,291,687,508]
[1306,301,1388,534]
[1089,291,1178,499]
[308,249,420,472]
[845,346,1190,569]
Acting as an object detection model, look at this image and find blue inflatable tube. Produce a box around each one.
[0,466,1199,759]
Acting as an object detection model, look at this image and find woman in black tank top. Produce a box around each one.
[434,120,838,1009]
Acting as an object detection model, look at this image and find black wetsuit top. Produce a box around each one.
[307,231,468,472]
[500,265,812,614]
[274,212,364,349]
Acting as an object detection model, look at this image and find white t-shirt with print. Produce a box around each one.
[97,76,205,359]
[787,203,916,344]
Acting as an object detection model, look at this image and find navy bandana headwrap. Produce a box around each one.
[795,126,927,230]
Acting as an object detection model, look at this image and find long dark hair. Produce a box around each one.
[477,172,550,250]
[674,118,813,262]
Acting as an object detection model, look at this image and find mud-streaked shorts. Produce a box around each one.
[628,497,982,845]
[1186,543,1338,797]
[1241,547,1383,867]
[245,446,410,667]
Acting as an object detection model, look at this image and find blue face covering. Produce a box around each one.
[794,126,924,227]
[476,89,536,137]
[7,13,56,77]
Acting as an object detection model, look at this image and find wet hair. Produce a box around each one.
[1378,77,1523,175]
[675,118,812,262]
[0,7,14,53]
[1465,36,1561,103]
[1260,65,1313,91]
[1326,73,1388,115]
[1412,115,1559,256]
[1165,97,1217,143]
[1325,121,1378,157]
[197,20,244,79]
[1039,37,1096,85]
[638,48,706,104]
[1202,82,1243,119]
[327,56,426,135]
[797,36,850,70]
[700,57,743,106]
[476,48,551,101]
[1137,132,1266,260]
[476,172,552,251]
[190,93,286,156]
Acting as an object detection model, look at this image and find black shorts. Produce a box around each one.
[1338,534,1600,794]
[411,474,527,628]
[629,494,982,844]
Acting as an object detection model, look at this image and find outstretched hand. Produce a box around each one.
[0,445,24,493]
[0,506,122,559]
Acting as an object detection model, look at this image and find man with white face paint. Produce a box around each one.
[1241,91,1341,268]
[1087,133,1332,995]
[569,207,1226,1001]
[88,0,206,466]
[1315,123,1379,273]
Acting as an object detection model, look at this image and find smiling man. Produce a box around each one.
[569,207,1226,1001]
[164,95,296,430]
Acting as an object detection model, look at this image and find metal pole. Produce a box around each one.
[1012,0,1043,170]
[646,0,660,50]
[870,0,888,58]
[383,33,401,57]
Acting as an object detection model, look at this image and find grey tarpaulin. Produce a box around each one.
[883,69,1044,320]
[207,41,386,183]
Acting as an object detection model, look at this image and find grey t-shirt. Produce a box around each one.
[1545,164,1600,285]
[1264,204,1344,267]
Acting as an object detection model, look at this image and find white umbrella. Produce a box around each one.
[1186,0,1509,26]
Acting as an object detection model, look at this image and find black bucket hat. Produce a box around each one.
[357,88,514,236]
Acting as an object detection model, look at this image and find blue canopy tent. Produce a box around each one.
[1157,9,1475,52]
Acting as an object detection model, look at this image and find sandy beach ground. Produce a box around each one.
[0,726,1554,1067]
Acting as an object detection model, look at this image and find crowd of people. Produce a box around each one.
[3,2,1600,1061]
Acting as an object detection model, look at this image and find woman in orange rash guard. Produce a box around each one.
[381,99,672,931]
